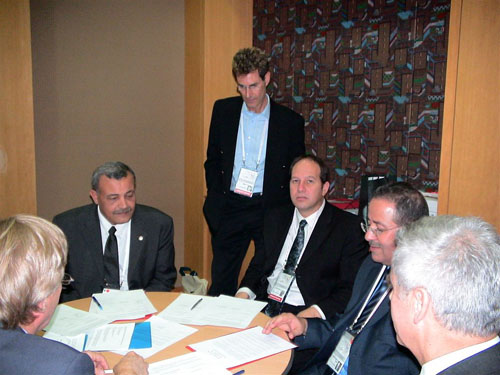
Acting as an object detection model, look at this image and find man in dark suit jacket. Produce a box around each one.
[264,182,429,374]
[236,155,368,320]
[204,47,304,296]
[53,161,176,302]
[0,214,148,375]
[390,215,500,375]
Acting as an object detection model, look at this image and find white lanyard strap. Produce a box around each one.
[240,114,268,169]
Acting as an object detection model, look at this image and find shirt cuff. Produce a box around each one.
[311,304,326,320]
[236,287,256,300]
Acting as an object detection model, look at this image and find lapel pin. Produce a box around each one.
[138,235,144,241]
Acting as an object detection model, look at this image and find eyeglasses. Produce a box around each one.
[61,273,74,287]
[360,221,400,237]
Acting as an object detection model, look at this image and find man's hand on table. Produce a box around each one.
[114,352,149,375]
[262,312,308,340]
[83,351,109,375]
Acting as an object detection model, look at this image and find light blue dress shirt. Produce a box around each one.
[230,94,270,194]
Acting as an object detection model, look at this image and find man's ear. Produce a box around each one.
[264,71,271,86]
[411,287,431,324]
[89,189,98,205]
[322,181,330,197]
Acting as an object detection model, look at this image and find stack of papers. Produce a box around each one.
[148,352,231,375]
[158,294,267,328]
[187,326,296,369]
[89,289,157,320]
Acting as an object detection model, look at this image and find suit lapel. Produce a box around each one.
[263,99,282,192]
[266,206,295,269]
[83,207,105,278]
[222,98,243,179]
[128,211,146,282]
[298,203,336,266]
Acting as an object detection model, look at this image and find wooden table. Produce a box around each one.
[65,292,292,374]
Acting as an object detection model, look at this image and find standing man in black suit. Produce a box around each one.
[54,161,176,302]
[204,47,305,296]
[390,215,500,375]
[0,214,148,375]
[264,182,428,375]
[236,155,368,320]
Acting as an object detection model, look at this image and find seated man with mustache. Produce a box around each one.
[53,161,176,302]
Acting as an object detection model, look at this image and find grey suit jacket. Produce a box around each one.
[54,203,176,302]
[0,328,94,375]
[437,341,500,375]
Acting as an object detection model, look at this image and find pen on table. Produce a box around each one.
[190,298,203,310]
[92,296,103,310]
[232,370,245,375]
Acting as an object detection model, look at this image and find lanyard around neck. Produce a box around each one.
[240,113,268,169]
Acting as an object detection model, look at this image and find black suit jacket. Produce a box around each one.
[0,328,94,375]
[295,257,420,375]
[437,341,500,375]
[240,202,368,318]
[54,203,176,302]
[203,96,305,232]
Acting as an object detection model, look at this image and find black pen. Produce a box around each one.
[190,298,203,310]
[92,296,103,310]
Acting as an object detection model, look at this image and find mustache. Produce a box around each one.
[369,240,382,248]
[113,207,132,215]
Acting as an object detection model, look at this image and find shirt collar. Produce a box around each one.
[294,199,326,228]
[242,94,271,119]
[420,336,500,375]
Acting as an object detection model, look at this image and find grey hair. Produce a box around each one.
[393,215,500,337]
[91,161,136,191]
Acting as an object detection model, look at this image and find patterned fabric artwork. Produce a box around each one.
[253,0,450,200]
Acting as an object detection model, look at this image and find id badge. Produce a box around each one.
[268,271,294,302]
[326,330,355,374]
[234,167,258,197]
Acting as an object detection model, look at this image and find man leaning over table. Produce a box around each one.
[236,154,368,320]
[0,214,149,375]
[264,182,428,375]
[53,161,176,302]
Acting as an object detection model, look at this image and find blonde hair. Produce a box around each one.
[0,215,67,329]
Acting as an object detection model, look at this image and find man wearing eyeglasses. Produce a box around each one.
[264,182,429,375]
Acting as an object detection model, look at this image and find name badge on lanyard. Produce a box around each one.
[327,331,355,374]
[234,168,258,197]
[268,271,295,302]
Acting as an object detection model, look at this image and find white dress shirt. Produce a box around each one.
[420,336,500,375]
[97,206,131,291]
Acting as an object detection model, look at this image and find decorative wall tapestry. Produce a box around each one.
[253,0,450,199]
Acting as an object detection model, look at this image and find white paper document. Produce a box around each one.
[158,294,267,328]
[85,323,135,351]
[187,326,296,369]
[44,304,113,336]
[148,352,231,375]
[89,289,157,321]
[115,315,198,358]
[43,331,87,351]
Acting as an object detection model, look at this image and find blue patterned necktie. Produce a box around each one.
[103,226,120,289]
[265,219,307,316]
[351,267,389,333]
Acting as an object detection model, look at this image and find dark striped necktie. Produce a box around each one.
[103,226,120,289]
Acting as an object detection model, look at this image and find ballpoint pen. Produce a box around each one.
[190,298,203,310]
[92,296,103,310]
[232,370,245,375]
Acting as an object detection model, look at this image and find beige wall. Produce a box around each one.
[30,0,185,271]
[0,0,37,217]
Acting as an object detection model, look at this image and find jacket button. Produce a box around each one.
[282,165,286,168]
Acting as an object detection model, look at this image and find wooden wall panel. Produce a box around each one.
[185,1,253,280]
[439,0,500,229]
[0,0,37,217]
